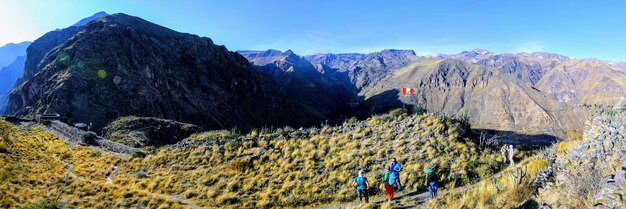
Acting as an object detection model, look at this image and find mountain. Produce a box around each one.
[433,49,568,85]
[304,49,421,88]
[17,12,108,84]
[535,59,626,105]
[71,11,108,27]
[359,58,584,137]
[0,56,26,113]
[7,13,323,132]
[239,48,626,138]
[238,49,355,117]
[0,42,30,68]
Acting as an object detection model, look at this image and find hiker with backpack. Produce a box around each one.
[390,158,403,190]
[508,145,515,165]
[500,143,508,164]
[351,170,369,204]
[383,166,397,202]
[426,168,439,200]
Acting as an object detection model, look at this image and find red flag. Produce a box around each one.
[402,87,415,95]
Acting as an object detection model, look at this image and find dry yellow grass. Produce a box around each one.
[428,157,549,209]
[1,110,512,208]
[0,121,188,208]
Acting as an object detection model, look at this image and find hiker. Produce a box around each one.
[383,166,396,201]
[508,145,515,165]
[500,143,508,164]
[351,170,369,204]
[426,168,439,200]
[390,158,403,189]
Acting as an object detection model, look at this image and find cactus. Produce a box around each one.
[510,166,528,186]
[492,178,501,192]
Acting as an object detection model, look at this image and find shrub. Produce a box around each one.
[135,171,148,178]
[605,105,615,117]
[26,200,63,209]
[81,133,97,145]
[389,108,408,118]
[0,143,9,154]
[131,150,146,158]
[190,130,238,141]
[413,106,427,115]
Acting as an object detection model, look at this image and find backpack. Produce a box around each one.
[388,171,399,185]
[391,162,402,172]
[427,172,438,183]
[355,176,367,189]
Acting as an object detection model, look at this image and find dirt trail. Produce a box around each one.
[45,126,204,209]
[315,171,508,209]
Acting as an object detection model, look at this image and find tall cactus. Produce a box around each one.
[510,166,528,186]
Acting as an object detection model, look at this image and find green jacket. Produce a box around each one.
[384,171,390,185]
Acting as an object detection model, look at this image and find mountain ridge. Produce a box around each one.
[7,13,323,132]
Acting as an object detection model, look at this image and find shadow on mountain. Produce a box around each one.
[347,89,415,119]
[515,199,540,209]
[471,128,561,148]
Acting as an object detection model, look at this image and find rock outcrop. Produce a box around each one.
[537,114,626,208]
[102,116,202,148]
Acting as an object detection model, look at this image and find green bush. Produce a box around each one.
[131,150,146,158]
[27,200,62,209]
[413,106,427,115]
[81,133,97,145]
[605,106,615,117]
[389,108,408,118]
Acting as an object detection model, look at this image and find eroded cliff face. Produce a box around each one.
[358,59,583,138]
[8,13,322,131]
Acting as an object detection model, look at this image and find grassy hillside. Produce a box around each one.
[1,109,520,208]
[431,111,626,209]
[0,121,188,208]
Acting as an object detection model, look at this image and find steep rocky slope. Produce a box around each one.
[16,12,107,85]
[238,49,354,117]
[535,114,626,208]
[7,13,322,132]
[304,49,421,89]
[359,58,584,138]
[536,59,626,105]
[0,56,26,113]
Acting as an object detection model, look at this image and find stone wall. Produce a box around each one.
[536,116,626,208]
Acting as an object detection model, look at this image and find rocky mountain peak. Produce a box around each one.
[8,13,322,131]
[71,11,109,27]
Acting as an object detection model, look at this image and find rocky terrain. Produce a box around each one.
[102,116,202,148]
[7,13,323,132]
[535,112,626,208]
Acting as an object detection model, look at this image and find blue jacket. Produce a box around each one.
[354,176,368,190]
[391,162,402,172]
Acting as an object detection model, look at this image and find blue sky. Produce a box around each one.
[1,0,626,61]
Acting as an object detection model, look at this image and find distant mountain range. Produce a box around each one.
[6,12,626,139]
[0,12,110,113]
[0,42,30,113]
[240,48,626,138]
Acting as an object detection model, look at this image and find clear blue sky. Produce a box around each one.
[1,0,626,61]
